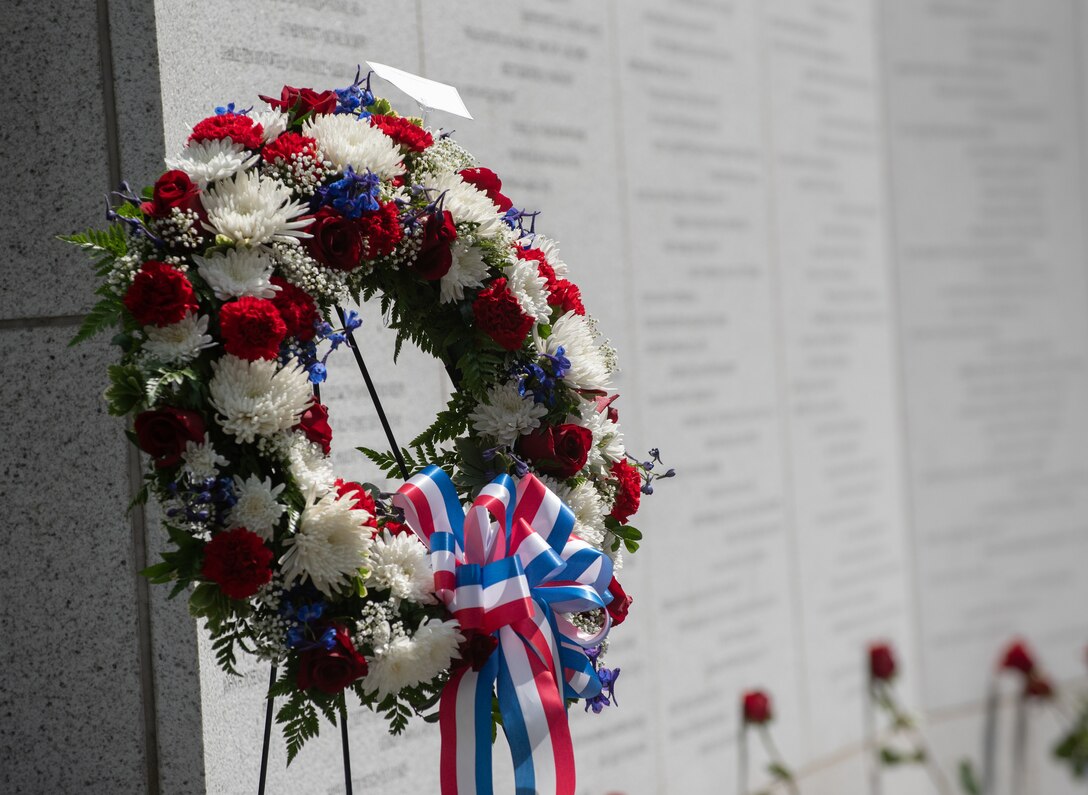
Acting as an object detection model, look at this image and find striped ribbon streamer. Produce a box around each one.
[394,465,616,795]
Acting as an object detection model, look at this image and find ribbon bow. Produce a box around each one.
[394,465,615,795]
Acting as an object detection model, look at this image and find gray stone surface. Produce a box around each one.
[0,0,111,320]
[0,328,147,793]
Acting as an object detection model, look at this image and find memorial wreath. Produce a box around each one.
[65,68,670,791]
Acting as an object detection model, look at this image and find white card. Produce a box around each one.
[366,61,473,119]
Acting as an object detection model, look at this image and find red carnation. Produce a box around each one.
[297,399,333,455]
[189,113,264,150]
[409,210,458,280]
[869,643,897,682]
[141,170,201,219]
[380,520,411,537]
[358,201,403,259]
[370,114,434,152]
[305,207,364,271]
[335,479,378,528]
[219,296,287,360]
[1024,675,1053,700]
[743,690,773,724]
[459,167,513,212]
[123,261,199,327]
[606,576,633,627]
[518,424,593,479]
[296,624,369,694]
[473,278,535,351]
[260,85,338,117]
[270,277,319,341]
[201,528,274,600]
[1000,640,1036,675]
[609,459,642,524]
[134,407,205,468]
[261,131,318,164]
[548,279,585,315]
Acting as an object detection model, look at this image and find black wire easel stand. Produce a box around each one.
[257,309,413,793]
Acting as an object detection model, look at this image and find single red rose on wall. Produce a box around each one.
[609,460,642,525]
[189,113,264,150]
[473,278,535,351]
[517,424,593,479]
[409,210,458,280]
[305,207,364,271]
[334,479,378,528]
[605,576,633,626]
[297,625,369,694]
[369,114,434,153]
[270,277,319,341]
[358,201,404,259]
[459,167,513,212]
[742,690,773,724]
[869,643,897,682]
[140,170,201,219]
[123,261,199,327]
[1000,639,1036,675]
[297,399,333,455]
[134,406,205,468]
[219,296,288,360]
[260,85,338,116]
[201,527,274,600]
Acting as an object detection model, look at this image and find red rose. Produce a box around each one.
[605,576,633,626]
[517,424,593,479]
[123,261,199,327]
[270,277,319,341]
[334,479,377,528]
[473,278,534,351]
[260,85,338,117]
[140,170,201,219]
[869,643,897,682]
[1000,640,1036,675]
[261,131,318,165]
[410,210,458,280]
[358,201,403,259]
[380,520,411,537]
[459,167,513,212]
[548,279,585,316]
[609,460,642,524]
[595,394,620,424]
[201,528,274,600]
[305,207,364,271]
[742,690,773,724]
[370,114,434,153]
[219,296,287,360]
[1024,675,1053,699]
[453,630,499,672]
[296,399,333,455]
[189,113,264,150]
[134,406,205,468]
[296,625,369,694]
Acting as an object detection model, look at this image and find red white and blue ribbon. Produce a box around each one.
[393,465,615,795]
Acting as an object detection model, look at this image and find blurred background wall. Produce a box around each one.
[3,0,1088,792]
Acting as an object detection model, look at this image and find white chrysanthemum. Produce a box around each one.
[469,381,548,447]
[365,531,436,605]
[230,474,286,539]
[524,235,568,277]
[280,488,372,596]
[424,171,505,237]
[283,432,336,495]
[537,311,615,391]
[539,475,607,548]
[194,246,279,299]
[251,109,289,142]
[506,258,551,321]
[364,618,462,699]
[304,114,404,179]
[578,400,625,475]
[181,433,228,480]
[165,138,259,185]
[208,355,313,443]
[439,239,490,303]
[201,170,311,246]
[143,312,215,364]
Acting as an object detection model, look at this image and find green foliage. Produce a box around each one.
[605,516,642,553]
[70,298,124,346]
[278,690,321,766]
[958,759,980,795]
[104,363,144,416]
[59,224,129,259]
[1054,702,1088,778]
[767,761,794,782]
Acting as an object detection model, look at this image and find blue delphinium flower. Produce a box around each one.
[318,166,381,219]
